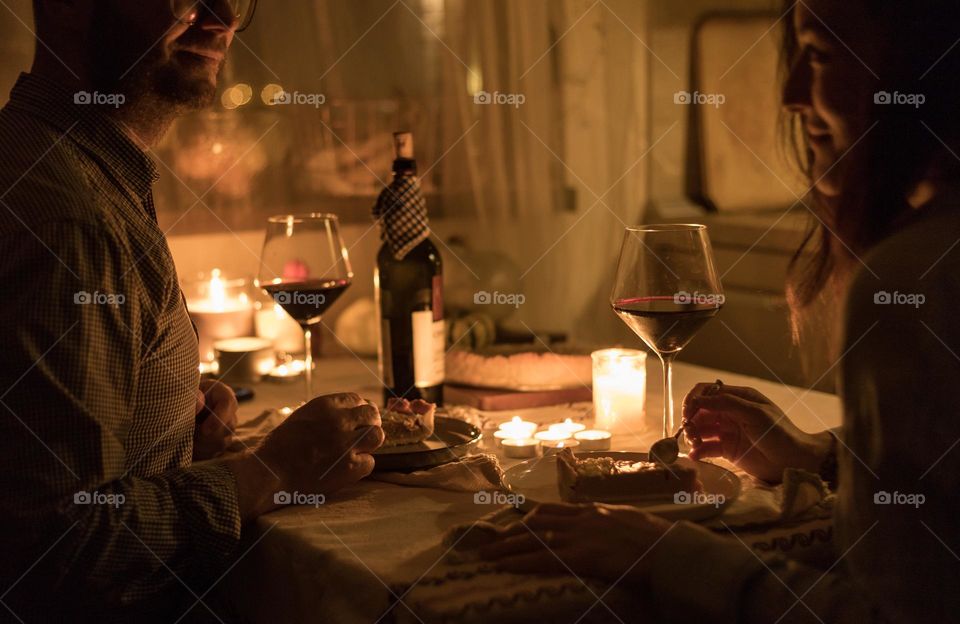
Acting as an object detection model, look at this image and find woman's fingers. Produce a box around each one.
[682,382,719,421]
[688,439,725,461]
[527,502,588,516]
[522,512,584,532]
[479,532,544,559]
[686,393,769,428]
[490,551,566,575]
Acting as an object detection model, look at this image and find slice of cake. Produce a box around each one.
[380,398,437,447]
[556,448,700,503]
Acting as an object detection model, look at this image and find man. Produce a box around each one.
[0,1,383,620]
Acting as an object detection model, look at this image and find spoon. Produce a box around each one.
[648,426,683,465]
[648,378,723,465]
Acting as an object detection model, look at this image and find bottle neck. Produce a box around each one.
[392,157,417,177]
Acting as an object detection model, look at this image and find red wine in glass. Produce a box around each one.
[613,296,721,354]
[257,214,353,406]
[264,279,351,326]
[610,225,723,439]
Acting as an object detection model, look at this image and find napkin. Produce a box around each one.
[370,453,506,493]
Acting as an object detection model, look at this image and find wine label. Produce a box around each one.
[412,311,445,387]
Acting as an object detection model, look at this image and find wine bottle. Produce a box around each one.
[373,132,445,405]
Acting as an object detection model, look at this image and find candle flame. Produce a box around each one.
[208,268,227,311]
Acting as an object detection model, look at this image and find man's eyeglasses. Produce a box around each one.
[171,0,258,32]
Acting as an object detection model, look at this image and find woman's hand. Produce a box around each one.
[193,379,239,461]
[479,503,674,582]
[682,383,833,483]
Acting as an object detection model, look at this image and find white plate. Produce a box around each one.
[503,451,741,522]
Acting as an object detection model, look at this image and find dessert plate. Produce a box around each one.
[503,451,741,522]
[373,416,482,472]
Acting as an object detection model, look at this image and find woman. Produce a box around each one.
[481,1,960,621]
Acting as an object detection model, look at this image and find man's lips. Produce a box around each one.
[177,47,225,64]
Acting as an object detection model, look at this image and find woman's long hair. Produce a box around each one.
[781,1,960,342]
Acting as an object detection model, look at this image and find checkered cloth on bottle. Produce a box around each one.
[372,174,429,260]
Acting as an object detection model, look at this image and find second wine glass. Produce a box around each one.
[257,213,353,405]
[610,224,723,439]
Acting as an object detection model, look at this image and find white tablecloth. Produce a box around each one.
[217,357,841,623]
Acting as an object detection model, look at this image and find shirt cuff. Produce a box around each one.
[643,521,767,622]
[167,459,243,562]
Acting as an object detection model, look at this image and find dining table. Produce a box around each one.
[215,355,841,624]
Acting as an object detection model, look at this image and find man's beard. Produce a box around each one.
[88,5,219,114]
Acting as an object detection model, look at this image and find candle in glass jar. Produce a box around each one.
[186,269,255,363]
[256,301,303,354]
[591,348,647,434]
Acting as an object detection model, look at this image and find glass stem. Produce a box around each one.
[303,325,314,403]
[660,352,676,439]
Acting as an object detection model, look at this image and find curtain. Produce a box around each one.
[437,0,650,345]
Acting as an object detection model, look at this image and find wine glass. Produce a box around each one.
[257,214,353,405]
[610,224,723,440]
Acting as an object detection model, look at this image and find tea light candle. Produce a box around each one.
[540,438,581,454]
[574,429,612,451]
[266,358,306,382]
[214,337,274,384]
[548,418,586,436]
[501,438,539,458]
[592,348,647,434]
[494,417,538,444]
[534,429,571,443]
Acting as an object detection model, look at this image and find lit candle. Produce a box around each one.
[534,429,571,443]
[574,429,612,451]
[266,358,306,381]
[540,438,581,454]
[494,417,538,444]
[186,269,255,364]
[501,438,539,458]
[548,418,587,436]
[591,348,647,434]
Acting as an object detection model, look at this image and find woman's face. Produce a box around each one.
[782,1,881,197]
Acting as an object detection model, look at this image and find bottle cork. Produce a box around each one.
[393,131,414,159]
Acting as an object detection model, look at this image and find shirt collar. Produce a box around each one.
[5,72,160,199]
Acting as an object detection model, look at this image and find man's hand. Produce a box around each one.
[193,379,239,461]
[224,393,383,521]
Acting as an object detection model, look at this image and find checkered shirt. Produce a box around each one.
[0,73,241,622]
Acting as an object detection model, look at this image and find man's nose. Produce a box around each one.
[196,0,240,34]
